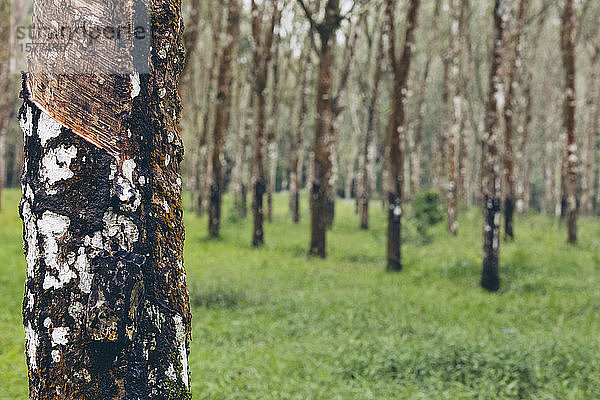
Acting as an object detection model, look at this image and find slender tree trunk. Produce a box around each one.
[359,33,384,230]
[412,0,441,196]
[251,0,280,247]
[197,6,223,217]
[307,0,340,257]
[581,48,599,215]
[446,0,462,237]
[233,85,251,218]
[481,0,510,292]
[20,0,191,397]
[434,60,450,193]
[503,0,528,240]
[208,0,240,238]
[562,0,577,243]
[290,49,311,224]
[385,0,421,271]
[516,11,545,214]
[267,35,281,223]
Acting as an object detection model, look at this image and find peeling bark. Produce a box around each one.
[21,0,191,398]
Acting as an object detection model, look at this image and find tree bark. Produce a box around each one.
[251,0,280,247]
[20,0,191,397]
[481,0,510,292]
[411,0,441,196]
[562,0,577,244]
[197,5,223,217]
[359,32,384,230]
[307,0,339,257]
[208,0,240,238]
[581,47,599,215]
[385,0,421,271]
[266,32,282,223]
[290,48,311,224]
[446,0,463,237]
[503,0,528,240]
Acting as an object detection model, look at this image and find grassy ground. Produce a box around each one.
[1,188,600,399]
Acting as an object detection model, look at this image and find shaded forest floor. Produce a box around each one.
[1,189,600,399]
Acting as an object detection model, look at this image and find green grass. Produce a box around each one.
[1,188,600,399]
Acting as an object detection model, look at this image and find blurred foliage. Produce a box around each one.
[413,190,444,243]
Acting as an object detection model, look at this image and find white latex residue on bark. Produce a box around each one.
[51,326,70,346]
[25,322,39,371]
[22,201,39,278]
[174,314,189,388]
[38,211,75,290]
[102,211,139,251]
[41,146,77,186]
[37,111,63,146]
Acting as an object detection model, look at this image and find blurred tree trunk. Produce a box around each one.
[446,0,462,237]
[290,47,311,224]
[434,59,450,193]
[197,5,223,217]
[481,0,510,292]
[0,0,15,209]
[326,17,360,228]
[516,9,545,214]
[20,0,191,397]
[208,0,240,238]
[251,0,280,247]
[581,47,599,215]
[411,0,441,196]
[562,0,577,244]
[232,82,251,219]
[503,0,528,240]
[298,0,342,257]
[266,32,282,223]
[359,31,384,230]
[384,0,421,271]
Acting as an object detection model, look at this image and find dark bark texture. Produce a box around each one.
[562,0,577,244]
[385,0,421,271]
[481,0,509,292]
[20,0,191,398]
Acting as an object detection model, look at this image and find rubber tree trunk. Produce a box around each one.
[446,0,463,237]
[197,6,223,217]
[290,48,311,224]
[208,0,240,238]
[581,48,599,215]
[385,0,421,271]
[20,0,191,397]
[562,0,578,243]
[504,0,528,240]
[359,31,384,231]
[251,0,280,247]
[303,0,342,258]
[481,0,509,292]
